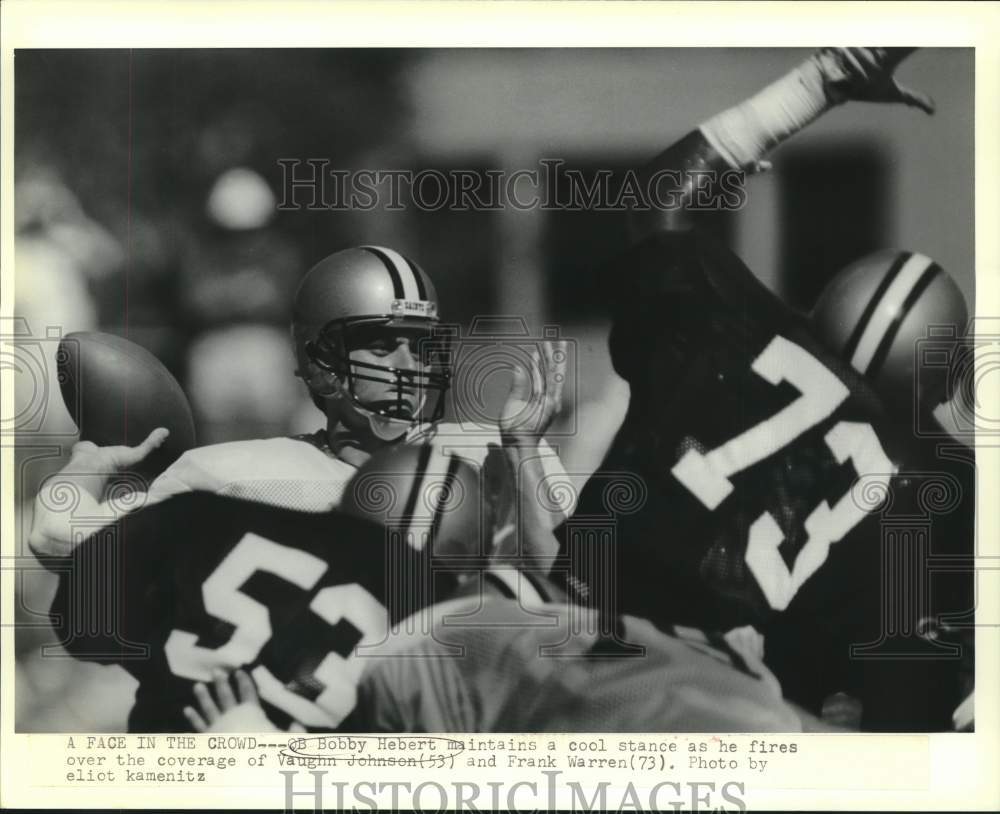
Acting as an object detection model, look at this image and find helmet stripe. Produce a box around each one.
[866,262,942,379]
[843,251,911,361]
[362,244,425,301]
[360,245,406,299]
[378,246,421,300]
[402,253,429,300]
[851,252,935,374]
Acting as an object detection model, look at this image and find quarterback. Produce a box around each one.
[29,245,570,561]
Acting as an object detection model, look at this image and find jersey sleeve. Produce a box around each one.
[146,443,255,503]
[146,438,356,512]
[629,129,740,240]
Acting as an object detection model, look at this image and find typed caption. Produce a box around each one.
[14,730,932,811]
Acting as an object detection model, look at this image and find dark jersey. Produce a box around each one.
[819,435,976,731]
[50,492,456,732]
[557,230,914,712]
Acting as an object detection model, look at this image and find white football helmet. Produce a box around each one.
[292,246,451,438]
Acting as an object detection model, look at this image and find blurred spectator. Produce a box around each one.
[13,166,137,733]
[13,165,125,455]
[180,165,305,442]
[186,324,304,444]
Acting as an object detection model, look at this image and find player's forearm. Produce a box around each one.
[631,50,862,240]
[699,51,837,172]
[630,130,735,238]
[496,443,560,571]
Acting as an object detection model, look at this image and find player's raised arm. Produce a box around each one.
[630,48,934,240]
[495,340,567,570]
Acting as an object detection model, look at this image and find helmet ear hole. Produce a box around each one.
[299,341,345,412]
[305,334,349,377]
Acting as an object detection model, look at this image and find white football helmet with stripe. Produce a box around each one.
[292,246,451,438]
[812,249,968,413]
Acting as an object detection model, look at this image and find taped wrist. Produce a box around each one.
[699,53,832,170]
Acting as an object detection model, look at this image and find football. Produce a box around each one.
[58,331,196,481]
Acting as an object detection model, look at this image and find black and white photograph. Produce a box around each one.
[2,2,998,810]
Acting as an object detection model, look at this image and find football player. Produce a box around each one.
[810,250,975,731]
[49,442,822,735]
[48,432,567,733]
[48,441,495,732]
[29,246,570,561]
[556,48,955,729]
[177,449,836,734]
[47,488,423,732]
[560,232,905,718]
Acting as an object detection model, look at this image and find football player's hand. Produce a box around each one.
[71,426,171,481]
[499,340,566,444]
[28,427,171,560]
[815,48,935,114]
[184,669,296,733]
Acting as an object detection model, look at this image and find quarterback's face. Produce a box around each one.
[347,326,429,419]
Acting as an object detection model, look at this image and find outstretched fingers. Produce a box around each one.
[191,681,220,724]
[103,427,171,470]
[183,705,209,733]
[892,80,936,115]
[233,669,259,704]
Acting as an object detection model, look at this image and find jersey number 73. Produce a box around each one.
[671,335,895,610]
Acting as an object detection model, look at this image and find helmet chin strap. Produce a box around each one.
[366,412,413,441]
[364,390,428,441]
[317,367,427,444]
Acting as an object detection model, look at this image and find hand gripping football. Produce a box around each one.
[58,331,196,480]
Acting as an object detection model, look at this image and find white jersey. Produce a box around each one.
[146,434,356,512]
[29,422,573,561]
[355,584,804,733]
[145,422,574,519]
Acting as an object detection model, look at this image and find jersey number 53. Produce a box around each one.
[163,534,387,728]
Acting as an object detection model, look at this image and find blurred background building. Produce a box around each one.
[11,48,973,730]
